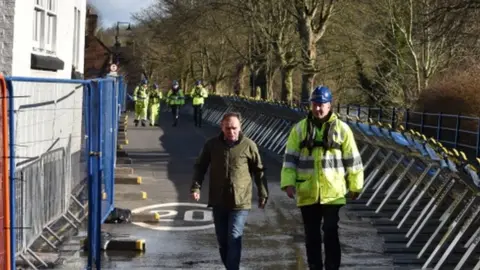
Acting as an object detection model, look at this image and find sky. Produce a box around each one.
[88,0,156,27]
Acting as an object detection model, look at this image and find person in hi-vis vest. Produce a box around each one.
[166,80,185,127]
[133,79,150,127]
[281,85,364,270]
[189,80,209,127]
[147,83,163,126]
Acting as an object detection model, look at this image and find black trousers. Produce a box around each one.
[300,203,342,270]
[171,105,180,126]
[193,104,203,127]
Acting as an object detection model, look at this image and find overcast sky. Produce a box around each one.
[88,0,156,27]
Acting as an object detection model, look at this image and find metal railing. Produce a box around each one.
[200,95,480,270]
[323,103,480,161]
[3,76,124,270]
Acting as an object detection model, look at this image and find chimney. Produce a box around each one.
[86,8,98,36]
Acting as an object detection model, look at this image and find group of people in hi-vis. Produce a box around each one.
[132,79,209,127]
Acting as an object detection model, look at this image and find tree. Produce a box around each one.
[288,0,336,102]
[240,0,299,102]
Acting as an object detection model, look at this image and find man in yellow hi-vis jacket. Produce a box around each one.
[280,85,364,270]
[133,79,150,127]
[166,80,185,127]
[189,80,208,127]
[148,83,163,126]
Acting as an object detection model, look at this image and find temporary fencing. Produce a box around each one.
[4,76,123,270]
[201,95,480,270]
[0,74,11,270]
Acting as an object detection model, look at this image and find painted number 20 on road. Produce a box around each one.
[149,209,212,222]
[131,202,215,231]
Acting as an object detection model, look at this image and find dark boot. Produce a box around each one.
[134,119,139,127]
[141,120,146,127]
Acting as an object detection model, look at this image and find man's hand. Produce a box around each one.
[349,191,359,200]
[284,186,296,199]
[258,198,267,209]
[191,192,200,201]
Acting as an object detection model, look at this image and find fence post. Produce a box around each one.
[86,81,102,269]
[454,114,460,149]
[405,109,410,130]
[391,107,396,129]
[476,120,480,158]
[0,75,11,270]
[6,79,15,270]
[437,112,443,141]
[420,111,425,134]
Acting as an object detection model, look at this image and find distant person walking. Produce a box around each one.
[166,80,185,127]
[190,112,269,270]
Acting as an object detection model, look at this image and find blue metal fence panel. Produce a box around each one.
[99,79,116,223]
[87,80,101,269]
[117,76,127,113]
[3,76,123,270]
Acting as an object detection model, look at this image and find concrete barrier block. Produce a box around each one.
[117,132,127,140]
[116,149,128,158]
[117,139,129,145]
[131,212,160,222]
[115,167,134,175]
[81,237,146,252]
[105,239,146,251]
[116,158,133,165]
[115,174,141,185]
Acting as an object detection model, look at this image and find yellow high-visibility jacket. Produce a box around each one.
[189,86,209,105]
[280,112,364,206]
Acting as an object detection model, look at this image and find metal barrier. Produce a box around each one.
[0,74,11,270]
[337,104,480,160]
[201,95,480,270]
[5,76,123,270]
[117,76,127,113]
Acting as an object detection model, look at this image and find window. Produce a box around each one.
[72,7,81,68]
[33,0,57,53]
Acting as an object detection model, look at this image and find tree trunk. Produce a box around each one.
[256,68,268,99]
[281,66,294,102]
[249,66,259,97]
[298,18,318,103]
[233,63,246,95]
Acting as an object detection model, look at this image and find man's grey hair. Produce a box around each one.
[221,112,242,122]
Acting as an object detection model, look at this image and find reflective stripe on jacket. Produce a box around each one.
[280,112,364,206]
[190,86,208,105]
[149,90,163,105]
[133,86,149,101]
[167,89,185,105]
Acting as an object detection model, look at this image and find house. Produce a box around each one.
[0,0,86,78]
[84,8,115,79]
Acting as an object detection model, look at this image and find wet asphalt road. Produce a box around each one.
[55,111,398,270]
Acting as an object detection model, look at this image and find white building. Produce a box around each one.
[0,0,86,78]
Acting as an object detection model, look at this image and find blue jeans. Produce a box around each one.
[212,207,249,270]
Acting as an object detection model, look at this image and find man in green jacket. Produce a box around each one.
[281,85,364,270]
[191,112,269,270]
